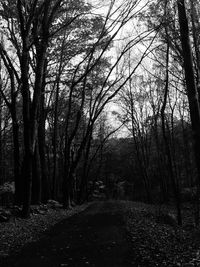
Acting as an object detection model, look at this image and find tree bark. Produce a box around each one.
[38,98,50,203]
[21,41,33,218]
[52,81,59,200]
[0,92,2,184]
[178,0,200,226]
[32,141,42,204]
[161,39,182,225]
[190,0,200,94]
[38,60,50,203]
[11,112,21,204]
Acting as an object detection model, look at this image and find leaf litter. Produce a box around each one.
[123,201,200,267]
[0,204,88,259]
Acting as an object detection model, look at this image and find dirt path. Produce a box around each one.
[1,201,134,267]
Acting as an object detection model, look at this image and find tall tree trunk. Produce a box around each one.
[153,117,169,202]
[0,92,2,185]
[10,78,21,204]
[32,141,42,204]
[21,42,47,217]
[11,111,21,204]
[38,121,49,203]
[161,39,182,225]
[178,0,200,226]
[63,135,71,208]
[0,46,21,204]
[52,81,59,200]
[21,44,33,218]
[190,0,200,94]
[52,31,66,199]
[38,61,50,203]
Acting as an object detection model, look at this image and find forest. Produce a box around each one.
[0,0,199,229]
[1,0,200,266]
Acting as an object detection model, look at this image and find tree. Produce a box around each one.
[0,0,160,214]
[177,0,200,225]
[0,44,21,204]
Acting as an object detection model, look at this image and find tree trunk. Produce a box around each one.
[0,93,2,184]
[21,44,33,218]
[38,61,50,203]
[161,39,182,225]
[38,112,50,203]
[178,0,200,226]
[10,81,21,204]
[52,82,59,200]
[12,116,21,204]
[32,141,42,204]
[190,0,200,94]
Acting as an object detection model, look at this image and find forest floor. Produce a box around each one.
[0,203,89,259]
[1,200,200,266]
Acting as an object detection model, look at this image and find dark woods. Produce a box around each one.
[0,0,139,217]
[0,0,200,226]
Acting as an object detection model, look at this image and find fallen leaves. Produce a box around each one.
[124,202,200,267]
[0,204,88,259]
[1,200,200,267]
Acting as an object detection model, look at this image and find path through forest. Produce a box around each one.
[1,201,135,267]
